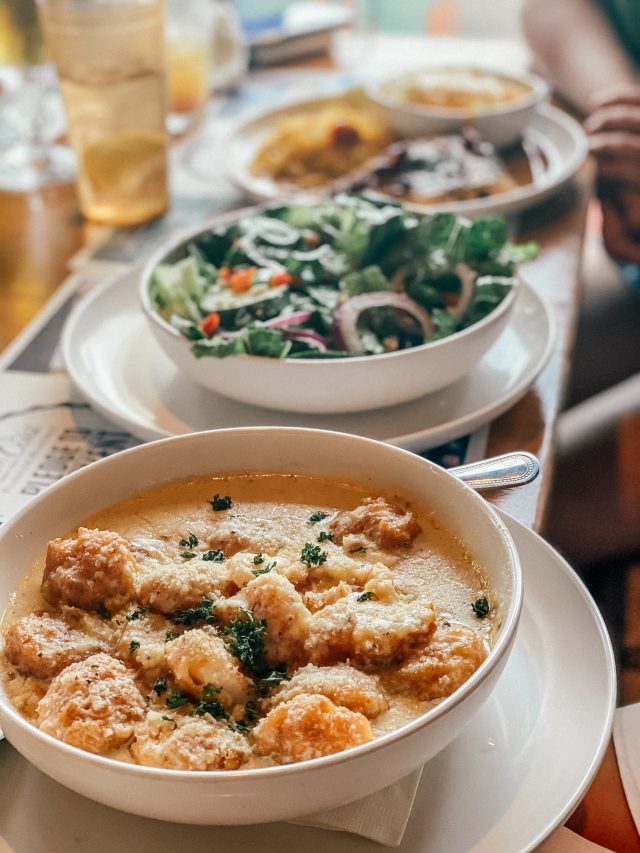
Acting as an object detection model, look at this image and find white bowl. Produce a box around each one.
[139,211,520,415]
[367,65,550,149]
[0,427,522,825]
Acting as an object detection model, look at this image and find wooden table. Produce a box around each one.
[0,61,593,534]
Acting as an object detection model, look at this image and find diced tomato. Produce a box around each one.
[218,266,231,281]
[303,229,321,246]
[269,271,294,287]
[200,311,221,337]
[443,293,460,307]
[228,267,256,293]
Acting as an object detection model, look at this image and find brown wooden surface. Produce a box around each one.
[0,79,592,533]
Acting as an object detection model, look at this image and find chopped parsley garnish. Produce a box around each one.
[165,629,174,642]
[308,510,330,524]
[179,533,199,548]
[357,591,375,602]
[166,690,190,709]
[257,668,290,694]
[192,700,227,719]
[471,596,491,618]
[171,596,216,626]
[210,493,232,511]
[154,677,167,696]
[235,701,259,732]
[252,560,276,577]
[253,553,264,565]
[349,545,367,554]
[317,531,333,543]
[202,549,224,562]
[300,542,327,567]
[224,609,266,672]
[161,715,174,723]
[180,551,197,559]
[97,602,111,621]
[192,683,227,719]
[129,640,141,652]
[126,605,149,622]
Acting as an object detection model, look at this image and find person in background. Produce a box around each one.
[522,0,640,572]
[522,2,640,850]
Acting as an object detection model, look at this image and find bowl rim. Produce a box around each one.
[139,205,521,368]
[0,425,523,783]
[366,64,551,120]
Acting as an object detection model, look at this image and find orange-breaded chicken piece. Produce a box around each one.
[305,593,436,667]
[328,497,421,550]
[233,572,311,667]
[37,652,146,754]
[264,663,389,719]
[251,693,373,764]
[3,612,107,679]
[41,527,138,613]
[137,560,230,615]
[384,623,488,701]
[165,627,251,709]
[131,712,249,770]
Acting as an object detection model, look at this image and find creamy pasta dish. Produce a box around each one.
[1,474,495,770]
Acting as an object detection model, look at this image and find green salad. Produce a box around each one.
[150,193,537,360]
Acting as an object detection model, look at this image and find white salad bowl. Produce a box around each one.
[366,65,550,149]
[0,427,522,825]
[139,207,521,415]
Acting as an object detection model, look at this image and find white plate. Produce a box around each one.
[225,93,588,218]
[0,511,615,852]
[62,270,554,448]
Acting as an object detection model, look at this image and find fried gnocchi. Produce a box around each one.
[1,473,496,769]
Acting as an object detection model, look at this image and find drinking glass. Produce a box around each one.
[165,0,212,136]
[37,0,169,226]
[0,0,75,191]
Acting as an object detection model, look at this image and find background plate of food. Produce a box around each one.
[225,87,588,218]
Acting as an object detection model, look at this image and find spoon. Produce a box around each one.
[448,451,539,490]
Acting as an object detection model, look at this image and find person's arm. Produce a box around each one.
[521,0,638,113]
[566,740,640,851]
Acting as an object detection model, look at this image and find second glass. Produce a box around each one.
[37,0,169,226]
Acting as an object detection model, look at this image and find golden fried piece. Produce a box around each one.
[165,627,251,709]
[383,623,488,701]
[264,663,389,719]
[251,694,373,764]
[131,712,249,770]
[37,653,146,754]
[328,498,421,551]
[114,612,178,682]
[41,527,138,613]
[305,594,436,667]
[137,561,230,614]
[242,572,310,667]
[3,612,107,679]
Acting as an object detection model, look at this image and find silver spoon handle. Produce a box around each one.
[448,451,540,490]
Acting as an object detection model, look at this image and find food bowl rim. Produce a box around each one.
[0,426,523,783]
[139,206,521,368]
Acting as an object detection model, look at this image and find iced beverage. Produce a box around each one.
[38,0,168,226]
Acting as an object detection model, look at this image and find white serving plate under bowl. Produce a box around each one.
[0,427,522,825]
[139,210,520,415]
[366,65,550,149]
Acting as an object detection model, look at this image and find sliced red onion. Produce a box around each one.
[283,329,328,351]
[450,262,476,320]
[263,310,313,329]
[332,292,434,355]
